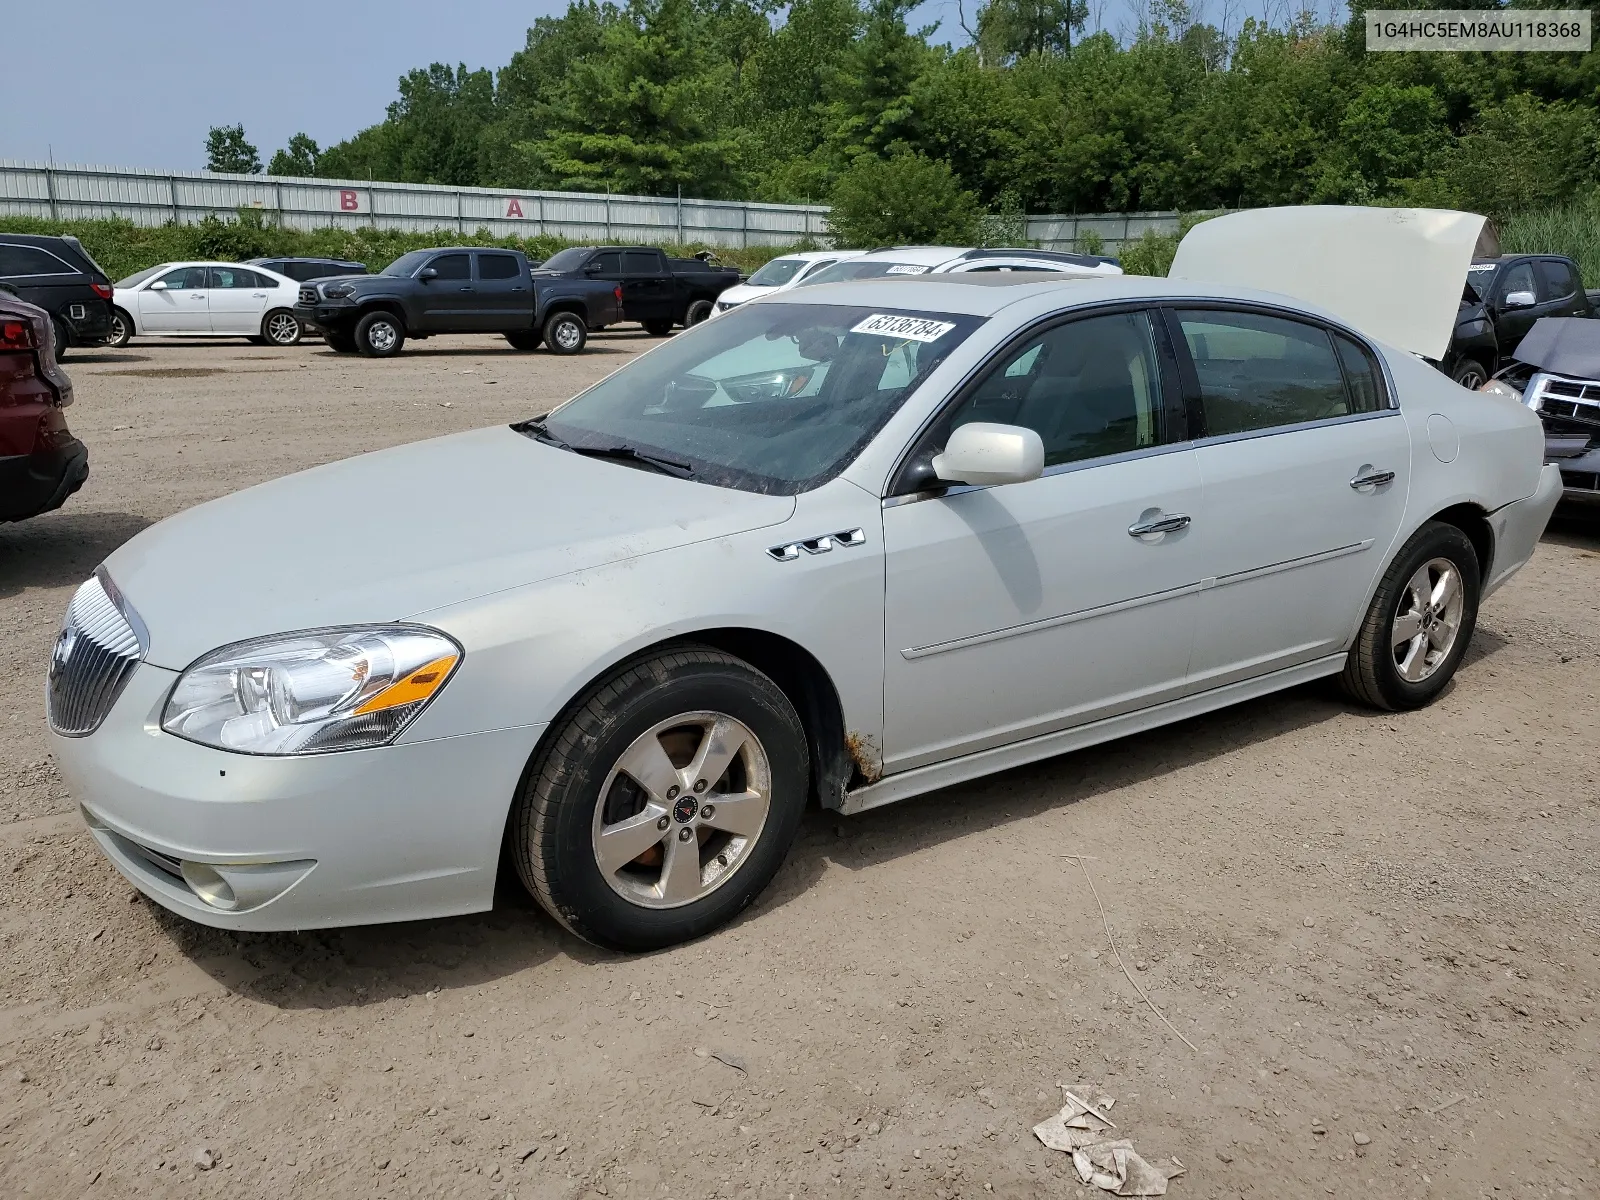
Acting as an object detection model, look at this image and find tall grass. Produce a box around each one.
[1498,194,1600,286]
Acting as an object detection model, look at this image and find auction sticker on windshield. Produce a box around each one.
[884,265,931,275]
[850,314,958,342]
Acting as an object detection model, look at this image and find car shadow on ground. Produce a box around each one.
[306,345,639,360]
[60,352,151,366]
[170,674,1421,1011]
[1543,509,1600,549]
[0,510,153,600]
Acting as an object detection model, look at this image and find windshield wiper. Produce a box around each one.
[513,419,694,479]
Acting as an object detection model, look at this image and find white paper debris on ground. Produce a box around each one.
[1032,1085,1184,1196]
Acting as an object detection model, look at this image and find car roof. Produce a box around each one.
[850,246,975,266]
[247,256,365,266]
[765,272,1341,320]
[770,250,865,262]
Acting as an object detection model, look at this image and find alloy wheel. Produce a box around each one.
[367,321,398,353]
[266,312,300,345]
[1391,557,1465,682]
[590,711,772,909]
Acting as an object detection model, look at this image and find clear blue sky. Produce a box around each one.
[2,0,973,172]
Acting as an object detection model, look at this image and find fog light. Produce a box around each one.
[181,861,239,911]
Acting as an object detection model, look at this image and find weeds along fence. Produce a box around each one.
[0,159,1182,255]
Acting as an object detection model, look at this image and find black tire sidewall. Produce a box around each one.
[355,311,404,357]
[1450,358,1487,390]
[521,654,809,951]
[1367,523,1481,709]
[52,318,70,361]
[685,300,713,327]
[543,312,586,355]
[108,310,131,347]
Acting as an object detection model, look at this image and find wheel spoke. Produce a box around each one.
[1406,565,1434,612]
[594,805,670,875]
[1398,632,1430,681]
[700,789,767,838]
[1429,614,1459,655]
[659,834,703,902]
[1391,610,1423,649]
[1430,567,1458,612]
[688,716,747,792]
[614,734,683,804]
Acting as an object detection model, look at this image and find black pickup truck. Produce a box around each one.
[1444,253,1599,389]
[533,246,741,336]
[293,247,624,357]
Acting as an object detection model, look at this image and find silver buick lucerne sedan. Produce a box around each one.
[49,208,1562,949]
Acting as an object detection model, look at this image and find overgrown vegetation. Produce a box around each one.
[233,0,1599,234]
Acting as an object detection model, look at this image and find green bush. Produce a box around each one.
[0,211,796,282]
[826,152,983,247]
[1117,211,1221,276]
[1499,193,1600,290]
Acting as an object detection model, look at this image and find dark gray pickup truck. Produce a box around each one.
[534,246,741,335]
[294,247,624,357]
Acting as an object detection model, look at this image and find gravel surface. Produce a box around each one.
[2,335,1598,1199]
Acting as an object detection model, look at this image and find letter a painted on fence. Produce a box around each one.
[339,189,360,212]
[506,198,525,218]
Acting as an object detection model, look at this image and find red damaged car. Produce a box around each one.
[0,289,87,523]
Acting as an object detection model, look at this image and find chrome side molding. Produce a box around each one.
[768,528,867,561]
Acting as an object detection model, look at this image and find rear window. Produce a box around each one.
[0,243,76,277]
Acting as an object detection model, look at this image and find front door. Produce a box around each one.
[416,252,475,331]
[138,266,210,333]
[882,308,1205,773]
[1168,307,1412,689]
[471,251,527,331]
[205,266,270,335]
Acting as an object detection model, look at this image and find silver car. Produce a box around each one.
[48,208,1562,950]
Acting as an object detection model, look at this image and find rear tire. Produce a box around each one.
[684,299,714,327]
[542,310,587,355]
[505,330,542,351]
[262,309,303,346]
[511,645,809,951]
[354,311,405,358]
[106,309,132,348]
[643,319,673,337]
[1339,521,1481,711]
[51,318,70,362]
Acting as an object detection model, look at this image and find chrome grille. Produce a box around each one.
[1544,378,1600,403]
[47,575,146,736]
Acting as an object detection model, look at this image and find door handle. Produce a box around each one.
[1128,513,1191,537]
[1349,470,1396,490]
[189,293,205,299]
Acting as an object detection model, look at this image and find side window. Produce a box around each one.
[478,253,520,280]
[1333,334,1386,414]
[208,267,259,289]
[623,250,659,275]
[281,262,315,281]
[945,311,1166,467]
[1538,258,1576,302]
[427,253,470,280]
[158,266,208,290]
[592,251,623,275]
[1176,309,1350,435]
[1498,261,1535,300]
[0,244,74,277]
[801,259,837,278]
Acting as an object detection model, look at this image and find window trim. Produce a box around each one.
[884,301,1189,499]
[0,242,78,278]
[1157,300,1398,446]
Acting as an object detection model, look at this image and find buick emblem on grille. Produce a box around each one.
[52,624,79,671]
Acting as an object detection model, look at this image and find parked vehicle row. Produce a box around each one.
[1443,252,1598,389]
[44,205,1562,953]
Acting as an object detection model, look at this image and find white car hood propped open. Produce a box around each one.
[1168,206,1488,361]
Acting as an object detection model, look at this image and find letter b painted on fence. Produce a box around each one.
[338,189,362,212]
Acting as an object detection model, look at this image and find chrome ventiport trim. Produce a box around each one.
[768,529,866,561]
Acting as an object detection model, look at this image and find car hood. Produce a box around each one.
[1510,317,1600,379]
[1169,206,1489,361]
[715,283,769,306]
[104,426,796,669]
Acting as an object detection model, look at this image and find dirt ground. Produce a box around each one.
[2,333,1598,1200]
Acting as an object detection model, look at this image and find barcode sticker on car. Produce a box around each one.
[884,264,931,275]
[850,314,957,342]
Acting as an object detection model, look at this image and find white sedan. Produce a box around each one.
[797,245,1122,288]
[107,261,303,346]
[712,250,866,316]
[49,207,1560,951]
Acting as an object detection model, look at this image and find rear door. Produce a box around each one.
[416,252,474,331]
[138,266,211,332]
[1170,306,1410,690]
[472,251,528,329]
[1537,258,1589,319]
[621,250,672,324]
[205,266,271,334]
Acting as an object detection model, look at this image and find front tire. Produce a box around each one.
[1449,357,1488,391]
[262,309,303,346]
[324,330,357,353]
[505,329,541,351]
[511,646,809,951]
[542,310,587,355]
[107,309,132,348]
[684,299,714,327]
[1339,521,1481,711]
[642,319,673,337]
[354,310,405,358]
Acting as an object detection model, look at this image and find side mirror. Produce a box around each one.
[584,261,603,273]
[1502,289,1536,309]
[418,267,438,281]
[931,422,1045,487]
[149,280,168,291]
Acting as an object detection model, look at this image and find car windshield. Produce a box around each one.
[539,248,593,272]
[531,302,984,495]
[797,259,939,287]
[117,265,165,289]
[745,258,806,287]
[381,251,433,277]
[1464,263,1497,303]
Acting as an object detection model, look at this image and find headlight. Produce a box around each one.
[162,625,461,755]
[1478,379,1524,403]
[320,282,356,299]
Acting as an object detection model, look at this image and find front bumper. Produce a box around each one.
[0,436,88,522]
[293,303,354,333]
[53,663,545,931]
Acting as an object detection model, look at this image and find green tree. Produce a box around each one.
[826,151,982,245]
[205,124,261,174]
[318,63,498,185]
[268,133,321,177]
[973,0,1088,62]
